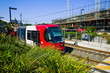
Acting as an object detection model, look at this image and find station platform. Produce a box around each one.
[65,39,110,73]
[65,39,110,52]
[93,57,110,73]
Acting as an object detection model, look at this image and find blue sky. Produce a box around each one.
[0,0,103,24]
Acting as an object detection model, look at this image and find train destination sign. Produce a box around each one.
[77,29,84,31]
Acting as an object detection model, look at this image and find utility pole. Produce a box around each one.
[109,0,110,8]
[20,13,22,23]
[80,9,84,29]
[67,0,70,18]
[20,13,22,26]
[80,9,84,41]
[35,22,37,25]
[72,5,74,17]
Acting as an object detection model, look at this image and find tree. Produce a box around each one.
[84,26,97,36]
[84,26,97,41]
[7,23,12,33]
[0,20,7,24]
[0,20,7,27]
[23,24,32,26]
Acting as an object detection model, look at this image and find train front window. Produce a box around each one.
[44,29,53,43]
[49,27,64,43]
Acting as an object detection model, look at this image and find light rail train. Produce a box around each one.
[18,24,65,51]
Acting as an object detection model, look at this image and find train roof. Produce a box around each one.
[35,24,59,28]
[35,24,59,31]
[18,24,59,31]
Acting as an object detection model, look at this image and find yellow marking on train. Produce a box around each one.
[107,57,110,59]
[103,61,110,63]
[95,66,110,70]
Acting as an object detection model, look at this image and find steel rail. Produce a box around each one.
[65,43,110,55]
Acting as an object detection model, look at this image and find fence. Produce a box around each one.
[64,31,110,45]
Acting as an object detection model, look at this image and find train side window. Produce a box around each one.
[32,31,37,42]
[21,29,25,40]
[27,31,32,40]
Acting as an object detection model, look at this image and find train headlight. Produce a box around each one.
[61,43,64,47]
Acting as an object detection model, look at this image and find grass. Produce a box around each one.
[0,34,91,73]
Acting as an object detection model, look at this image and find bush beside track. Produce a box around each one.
[0,34,91,73]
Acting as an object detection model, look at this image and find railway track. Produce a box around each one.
[65,43,110,64]
[65,43,110,73]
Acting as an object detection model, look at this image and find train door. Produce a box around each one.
[32,31,40,46]
[37,31,40,47]
[18,28,25,41]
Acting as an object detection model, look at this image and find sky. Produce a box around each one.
[0,0,103,24]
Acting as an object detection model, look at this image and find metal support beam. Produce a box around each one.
[9,7,17,23]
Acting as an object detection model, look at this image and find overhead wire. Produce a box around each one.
[23,0,110,22]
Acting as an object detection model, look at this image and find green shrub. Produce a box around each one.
[65,31,81,40]
[100,33,110,44]
[101,32,108,36]
[0,46,90,73]
[0,34,91,73]
[106,35,110,44]
[107,39,110,44]
[65,32,75,39]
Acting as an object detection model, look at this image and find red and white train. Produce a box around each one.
[18,24,65,51]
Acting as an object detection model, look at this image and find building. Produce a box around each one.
[52,0,110,32]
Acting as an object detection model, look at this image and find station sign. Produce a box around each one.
[77,29,84,31]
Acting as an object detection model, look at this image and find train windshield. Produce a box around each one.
[49,27,64,43]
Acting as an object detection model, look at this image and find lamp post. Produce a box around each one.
[9,7,17,23]
[80,9,84,41]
